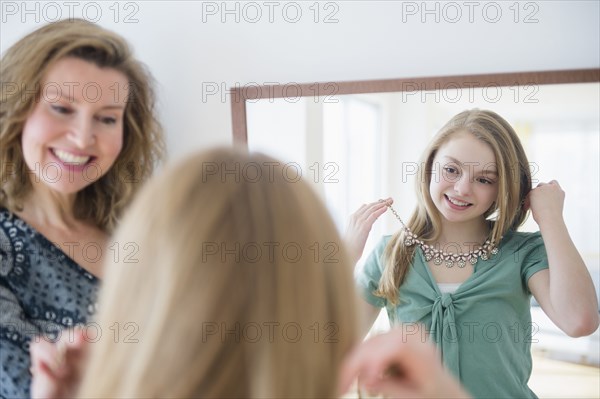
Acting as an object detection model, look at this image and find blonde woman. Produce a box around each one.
[80,148,360,397]
[30,148,470,398]
[33,148,357,397]
[0,19,164,397]
[347,109,599,398]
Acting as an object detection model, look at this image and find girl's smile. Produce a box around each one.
[444,194,473,210]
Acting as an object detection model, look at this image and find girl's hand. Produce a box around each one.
[525,180,565,227]
[338,328,470,398]
[344,198,392,265]
[30,328,88,399]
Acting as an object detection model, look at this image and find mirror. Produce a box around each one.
[231,70,598,236]
[231,71,600,397]
[239,78,600,271]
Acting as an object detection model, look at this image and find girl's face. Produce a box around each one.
[429,131,499,224]
[21,57,129,194]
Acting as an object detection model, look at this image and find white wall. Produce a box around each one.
[1,0,599,160]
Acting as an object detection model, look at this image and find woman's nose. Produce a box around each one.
[67,117,95,148]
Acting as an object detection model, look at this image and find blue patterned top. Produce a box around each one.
[0,208,99,399]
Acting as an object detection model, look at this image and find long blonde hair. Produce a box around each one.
[77,148,358,398]
[0,19,164,232]
[377,109,532,304]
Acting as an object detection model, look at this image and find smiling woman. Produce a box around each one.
[0,19,164,398]
[21,57,128,195]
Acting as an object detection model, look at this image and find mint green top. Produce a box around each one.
[356,230,549,399]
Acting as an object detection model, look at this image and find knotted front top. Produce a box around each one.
[356,230,549,398]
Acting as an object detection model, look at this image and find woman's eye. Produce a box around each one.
[51,105,71,114]
[478,177,494,185]
[443,166,458,174]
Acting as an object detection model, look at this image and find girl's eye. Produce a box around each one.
[97,116,117,125]
[477,177,494,185]
[443,166,459,174]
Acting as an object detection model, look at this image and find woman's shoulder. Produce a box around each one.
[1,206,31,229]
[0,207,37,243]
[1,207,99,284]
[1,207,21,248]
[1,206,99,329]
[1,208,39,285]
[0,207,12,225]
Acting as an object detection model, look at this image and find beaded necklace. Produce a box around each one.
[381,200,499,268]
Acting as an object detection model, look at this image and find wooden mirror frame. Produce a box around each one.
[231,69,600,146]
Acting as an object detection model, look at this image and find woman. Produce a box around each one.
[0,19,164,398]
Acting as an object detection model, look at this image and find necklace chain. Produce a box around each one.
[380,200,499,268]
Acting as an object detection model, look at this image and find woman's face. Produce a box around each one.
[21,57,129,194]
[429,131,499,225]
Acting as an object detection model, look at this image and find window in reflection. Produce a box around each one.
[323,97,382,231]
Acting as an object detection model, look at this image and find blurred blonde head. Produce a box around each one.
[77,147,358,398]
[378,109,532,304]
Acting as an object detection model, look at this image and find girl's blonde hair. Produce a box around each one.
[377,109,532,304]
[77,147,358,398]
[0,19,164,232]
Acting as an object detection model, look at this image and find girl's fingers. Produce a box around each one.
[345,197,394,264]
[537,180,560,189]
[357,198,392,221]
[30,330,86,378]
[67,327,86,348]
[365,204,389,225]
[338,331,406,394]
[339,328,446,397]
[31,361,61,399]
[364,379,419,399]
[338,342,379,394]
[355,203,368,216]
[30,340,65,377]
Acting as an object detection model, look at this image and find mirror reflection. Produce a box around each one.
[247,83,598,247]
[246,83,600,391]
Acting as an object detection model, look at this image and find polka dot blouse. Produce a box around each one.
[0,208,99,399]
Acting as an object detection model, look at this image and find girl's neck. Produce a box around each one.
[436,218,491,246]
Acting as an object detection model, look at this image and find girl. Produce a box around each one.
[0,19,164,398]
[346,109,599,398]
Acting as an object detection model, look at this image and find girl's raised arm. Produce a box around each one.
[527,180,599,337]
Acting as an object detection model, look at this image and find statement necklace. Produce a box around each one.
[380,200,499,268]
